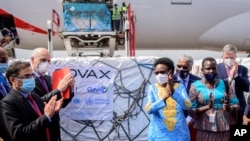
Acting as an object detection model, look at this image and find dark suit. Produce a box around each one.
[173,73,201,95]
[0,89,60,141]
[33,74,74,141]
[173,73,200,141]
[217,63,249,125]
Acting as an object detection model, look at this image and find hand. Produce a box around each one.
[222,93,231,112]
[44,95,57,118]
[55,97,64,112]
[57,73,74,92]
[229,60,238,79]
[163,73,173,100]
[243,115,250,125]
[208,93,214,109]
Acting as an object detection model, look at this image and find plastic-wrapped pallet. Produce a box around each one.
[63,3,112,32]
[49,56,158,141]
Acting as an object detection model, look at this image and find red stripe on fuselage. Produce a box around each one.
[0,9,47,34]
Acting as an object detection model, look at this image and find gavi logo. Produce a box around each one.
[87,86,108,93]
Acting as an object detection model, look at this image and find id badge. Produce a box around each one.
[209,112,216,123]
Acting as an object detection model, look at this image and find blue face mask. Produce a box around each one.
[0,63,8,74]
[21,78,35,92]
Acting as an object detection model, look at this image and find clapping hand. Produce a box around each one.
[44,95,58,118]
[243,115,250,125]
[208,93,214,109]
[223,93,231,112]
[163,71,173,100]
[55,97,63,112]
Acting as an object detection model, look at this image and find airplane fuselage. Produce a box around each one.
[1,0,250,51]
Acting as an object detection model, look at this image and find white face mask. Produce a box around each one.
[38,62,50,74]
[224,59,234,68]
[156,73,168,85]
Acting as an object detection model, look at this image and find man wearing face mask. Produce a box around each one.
[145,57,191,141]
[217,44,249,126]
[173,54,200,141]
[30,47,75,141]
[0,47,10,100]
[0,61,64,141]
[174,55,201,94]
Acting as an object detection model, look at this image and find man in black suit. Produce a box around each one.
[173,54,200,141]
[217,44,249,126]
[0,61,64,141]
[30,47,74,141]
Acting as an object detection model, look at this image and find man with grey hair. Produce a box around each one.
[173,54,200,141]
[174,54,200,92]
[217,43,249,126]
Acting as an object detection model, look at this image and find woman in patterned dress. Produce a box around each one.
[189,57,239,141]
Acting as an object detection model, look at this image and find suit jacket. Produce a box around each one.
[0,90,60,141]
[33,74,74,141]
[173,73,201,117]
[173,73,201,95]
[217,63,249,117]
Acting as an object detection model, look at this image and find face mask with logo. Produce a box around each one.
[224,59,234,68]
[38,62,50,74]
[177,70,189,79]
[0,63,8,74]
[156,73,168,85]
[21,78,36,92]
[204,73,217,81]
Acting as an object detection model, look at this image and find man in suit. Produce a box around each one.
[217,44,249,126]
[0,61,64,141]
[30,47,74,141]
[173,54,201,141]
[0,47,10,100]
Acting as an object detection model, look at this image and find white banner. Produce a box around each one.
[51,62,116,120]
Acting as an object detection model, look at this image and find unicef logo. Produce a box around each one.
[72,98,81,104]
[87,86,108,93]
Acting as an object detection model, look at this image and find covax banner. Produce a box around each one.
[50,59,116,120]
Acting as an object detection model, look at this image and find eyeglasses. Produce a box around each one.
[177,65,188,69]
[154,71,167,75]
[15,73,35,79]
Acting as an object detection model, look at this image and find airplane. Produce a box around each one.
[1,0,250,58]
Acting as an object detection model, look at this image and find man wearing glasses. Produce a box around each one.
[173,54,201,141]
[0,61,63,141]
